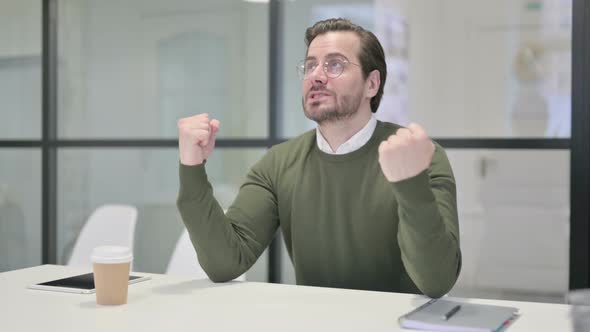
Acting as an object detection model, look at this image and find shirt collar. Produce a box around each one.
[316,115,377,155]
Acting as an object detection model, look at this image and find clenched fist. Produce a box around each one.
[378,123,435,182]
[177,114,220,166]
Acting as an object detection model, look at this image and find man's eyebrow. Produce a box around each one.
[324,52,349,60]
[305,53,349,61]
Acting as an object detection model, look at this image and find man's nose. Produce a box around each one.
[309,65,327,85]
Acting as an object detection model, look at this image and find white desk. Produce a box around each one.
[0,265,572,332]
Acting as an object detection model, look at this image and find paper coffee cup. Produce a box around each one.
[92,246,133,305]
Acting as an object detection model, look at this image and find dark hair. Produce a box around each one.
[305,18,387,113]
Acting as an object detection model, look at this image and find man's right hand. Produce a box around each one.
[177,114,220,166]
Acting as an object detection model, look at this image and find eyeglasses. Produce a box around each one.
[296,58,360,80]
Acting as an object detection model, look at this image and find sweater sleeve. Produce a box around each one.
[391,144,461,298]
[176,152,280,282]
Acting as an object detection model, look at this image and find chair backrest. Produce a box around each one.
[67,204,138,268]
[166,229,245,281]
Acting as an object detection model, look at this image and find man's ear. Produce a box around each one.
[365,69,380,98]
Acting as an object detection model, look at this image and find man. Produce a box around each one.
[177,18,461,298]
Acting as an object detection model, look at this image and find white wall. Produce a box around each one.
[58,0,268,139]
[278,0,571,302]
[0,0,40,57]
[0,1,43,271]
[375,0,571,137]
[0,0,41,139]
[0,0,572,296]
[55,0,270,281]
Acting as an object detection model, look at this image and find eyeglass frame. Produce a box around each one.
[296,57,361,80]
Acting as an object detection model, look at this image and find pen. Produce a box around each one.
[442,304,461,321]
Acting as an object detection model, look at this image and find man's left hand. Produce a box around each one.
[378,123,435,182]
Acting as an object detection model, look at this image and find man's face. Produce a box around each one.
[302,31,368,124]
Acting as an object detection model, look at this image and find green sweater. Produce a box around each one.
[177,121,461,298]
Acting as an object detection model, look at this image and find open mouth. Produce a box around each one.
[309,91,332,101]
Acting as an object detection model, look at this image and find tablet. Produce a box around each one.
[28,272,151,294]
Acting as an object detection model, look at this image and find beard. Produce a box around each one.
[302,87,363,125]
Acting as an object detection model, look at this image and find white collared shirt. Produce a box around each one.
[316,115,377,155]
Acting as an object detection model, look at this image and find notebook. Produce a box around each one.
[398,299,519,332]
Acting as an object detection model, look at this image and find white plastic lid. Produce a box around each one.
[91,246,133,264]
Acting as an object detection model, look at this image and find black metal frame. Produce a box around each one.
[267,0,284,284]
[569,0,590,290]
[0,138,570,149]
[0,0,585,287]
[42,0,58,264]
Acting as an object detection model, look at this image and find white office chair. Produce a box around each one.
[67,204,138,268]
[166,228,245,281]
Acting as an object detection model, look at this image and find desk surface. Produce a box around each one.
[0,265,572,332]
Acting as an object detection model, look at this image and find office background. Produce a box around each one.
[1,0,589,304]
